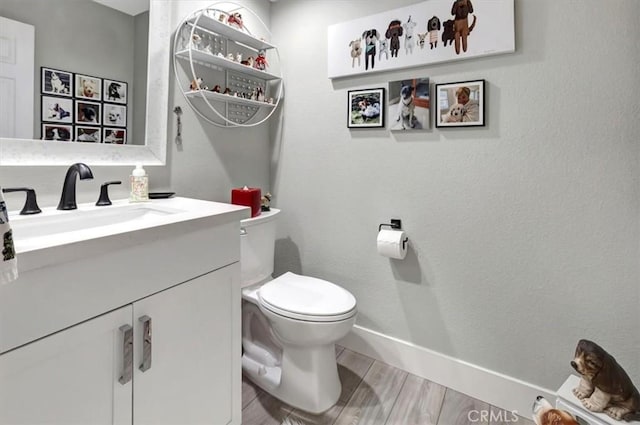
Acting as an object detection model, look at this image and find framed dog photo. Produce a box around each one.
[41,67,72,97]
[42,124,72,141]
[75,126,101,143]
[435,79,485,128]
[103,128,127,144]
[347,88,384,128]
[41,96,73,124]
[75,74,102,101]
[388,78,430,131]
[104,79,128,104]
[75,100,101,125]
[103,104,127,127]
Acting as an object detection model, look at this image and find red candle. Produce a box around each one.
[231,186,262,217]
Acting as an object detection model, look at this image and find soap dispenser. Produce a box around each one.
[129,164,149,202]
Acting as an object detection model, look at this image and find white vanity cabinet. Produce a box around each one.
[0,198,247,425]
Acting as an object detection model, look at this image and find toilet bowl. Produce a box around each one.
[240,209,357,414]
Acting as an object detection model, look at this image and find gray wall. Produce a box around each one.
[269,0,640,391]
[0,0,147,142]
[1,0,638,395]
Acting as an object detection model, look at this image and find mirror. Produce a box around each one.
[0,0,170,166]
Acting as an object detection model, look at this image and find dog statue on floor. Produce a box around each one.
[571,339,640,421]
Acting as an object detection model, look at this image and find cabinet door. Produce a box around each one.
[133,264,240,425]
[0,306,133,425]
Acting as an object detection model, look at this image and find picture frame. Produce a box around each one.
[75,73,102,101]
[42,124,72,141]
[103,78,128,104]
[388,77,430,131]
[347,88,385,128]
[435,79,485,128]
[75,100,102,125]
[103,104,127,127]
[75,126,101,143]
[41,67,72,97]
[41,95,73,124]
[103,128,127,144]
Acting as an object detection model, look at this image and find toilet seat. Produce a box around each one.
[258,272,357,322]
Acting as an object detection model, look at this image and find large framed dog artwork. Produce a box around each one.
[347,88,385,128]
[435,79,484,128]
[327,0,514,79]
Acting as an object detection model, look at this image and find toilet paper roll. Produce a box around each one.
[377,229,408,260]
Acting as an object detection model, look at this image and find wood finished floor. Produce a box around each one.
[242,346,535,425]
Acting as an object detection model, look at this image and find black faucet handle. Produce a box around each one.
[2,187,42,215]
[96,181,122,206]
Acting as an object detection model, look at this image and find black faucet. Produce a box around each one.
[57,163,94,210]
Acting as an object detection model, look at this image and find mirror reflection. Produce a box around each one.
[0,0,149,145]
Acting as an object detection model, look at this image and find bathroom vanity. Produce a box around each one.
[0,197,248,425]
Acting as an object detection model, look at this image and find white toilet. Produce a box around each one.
[240,208,357,414]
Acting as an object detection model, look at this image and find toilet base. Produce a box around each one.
[243,343,341,414]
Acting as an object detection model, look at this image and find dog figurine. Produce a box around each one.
[349,38,362,67]
[441,20,455,47]
[571,339,640,421]
[532,396,579,425]
[254,49,269,70]
[49,71,69,94]
[378,38,389,61]
[442,103,465,123]
[396,84,416,129]
[451,0,477,54]
[403,15,417,55]
[362,29,378,70]
[190,77,203,91]
[385,20,403,58]
[427,16,441,49]
[417,33,427,49]
[227,12,243,30]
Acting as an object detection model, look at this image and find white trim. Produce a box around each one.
[338,325,555,418]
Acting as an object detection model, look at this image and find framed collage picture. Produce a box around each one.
[40,67,128,143]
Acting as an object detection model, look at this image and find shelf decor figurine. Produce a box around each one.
[227,12,243,30]
[570,339,640,421]
[254,49,269,70]
[189,77,204,91]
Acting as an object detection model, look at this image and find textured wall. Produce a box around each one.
[269,0,640,390]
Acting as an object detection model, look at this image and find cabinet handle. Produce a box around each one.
[139,315,152,372]
[118,324,133,385]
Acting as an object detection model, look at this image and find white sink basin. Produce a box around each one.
[8,197,250,256]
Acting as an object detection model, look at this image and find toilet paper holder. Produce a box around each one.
[378,219,402,231]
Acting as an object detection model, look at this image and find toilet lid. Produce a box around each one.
[258,272,357,322]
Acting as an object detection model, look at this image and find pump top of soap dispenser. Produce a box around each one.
[132,164,146,177]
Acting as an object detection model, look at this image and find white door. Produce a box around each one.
[0,306,133,425]
[0,16,34,139]
[133,264,240,425]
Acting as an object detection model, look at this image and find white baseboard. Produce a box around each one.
[338,325,555,418]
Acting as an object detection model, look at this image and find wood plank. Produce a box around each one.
[437,388,491,425]
[241,391,293,425]
[386,374,446,425]
[489,406,535,425]
[333,360,408,425]
[242,375,263,409]
[285,348,375,425]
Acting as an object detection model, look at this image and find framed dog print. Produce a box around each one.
[103,128,127,144]
[41,96,73,124]
[347,88,384,128]
[435,79,485,128]
[388,78,430,130]
[75,100,101,125]
[103,79,128,104]
[42,124,72,141]
[75,74,102,101]
[41,67,72,97]
[103,104,127,127]
[75,126,101,143]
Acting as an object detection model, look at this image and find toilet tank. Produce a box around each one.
[240,208,280,287]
